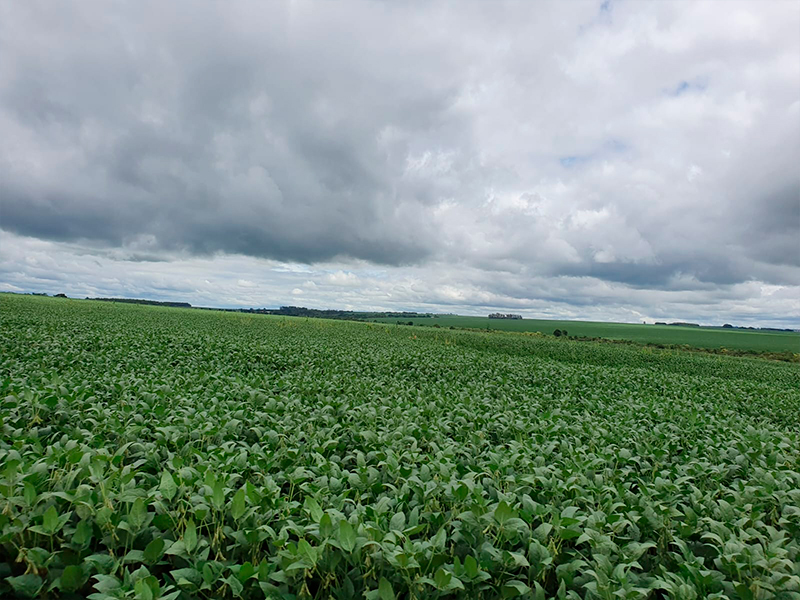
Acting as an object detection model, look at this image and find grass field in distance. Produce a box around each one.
[372,315,800,354]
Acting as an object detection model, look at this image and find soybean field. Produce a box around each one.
[1,294,799,599]
[371,316,800,355]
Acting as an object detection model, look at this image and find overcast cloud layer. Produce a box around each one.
[1,0,799,326]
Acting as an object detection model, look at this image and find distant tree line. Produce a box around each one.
[240,306,438,321]
[655,320,794,333]
[89,297,192,308]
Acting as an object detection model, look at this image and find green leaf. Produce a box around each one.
[339,519,356,552]
[560,528,582,540]
[123,550,145,564]
[144,576,161,599]
[533,581,546,600]
[23,480,37,506]
[390,511,406,532]
[379,577,395,600]
[8,574,43,598]
[494,501,515,525]
[184,519,198,553]
[130,498,147,530]
[246,481,261,505]
[297,539,318,566]
[226,574,244,597]
[73,519,93,546]
[143,537,165,564]
[237,561,256,583]
[447,576,465,591]
[304,496,323,523]
[319,512,334,538]
[212,478,225,510]
[432,527,447,550]
[203,561,225,585]
[160,471,177,501]
[42,505,59,534]
[433,567,453,590]
[60,564,86,592]
[164,540,186,557]
[171,568,202,587]
[135,577,154,600]
[85,553,116,571]
[561,506,579,519]
[257,560,271,582]
[231,487,246,520]
[502,580,531,597]
[505,550,530,568]
[533,522,553,542]
[434,568,451,590]
[464,554,479,579]
[131,565,151,583]
[92,574,122,593]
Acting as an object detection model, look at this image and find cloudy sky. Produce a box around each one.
[1,1,799,326]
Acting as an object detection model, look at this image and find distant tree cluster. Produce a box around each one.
[488,313,522,319]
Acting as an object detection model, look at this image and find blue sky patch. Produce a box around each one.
[560,139,629,168]
[669,78,708,96]
[560,156,590,168]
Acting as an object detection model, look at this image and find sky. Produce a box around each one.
[1,0,799,327]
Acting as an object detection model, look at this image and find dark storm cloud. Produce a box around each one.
[738,184,800,269]
[0,0,466,264]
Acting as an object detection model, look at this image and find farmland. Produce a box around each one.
[1,294,799,599]
[372,316,800,354]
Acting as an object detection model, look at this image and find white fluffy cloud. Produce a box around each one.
[1,1,798,326]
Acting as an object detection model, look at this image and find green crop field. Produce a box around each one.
[1,294,799,599]
[372,316,800,354]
